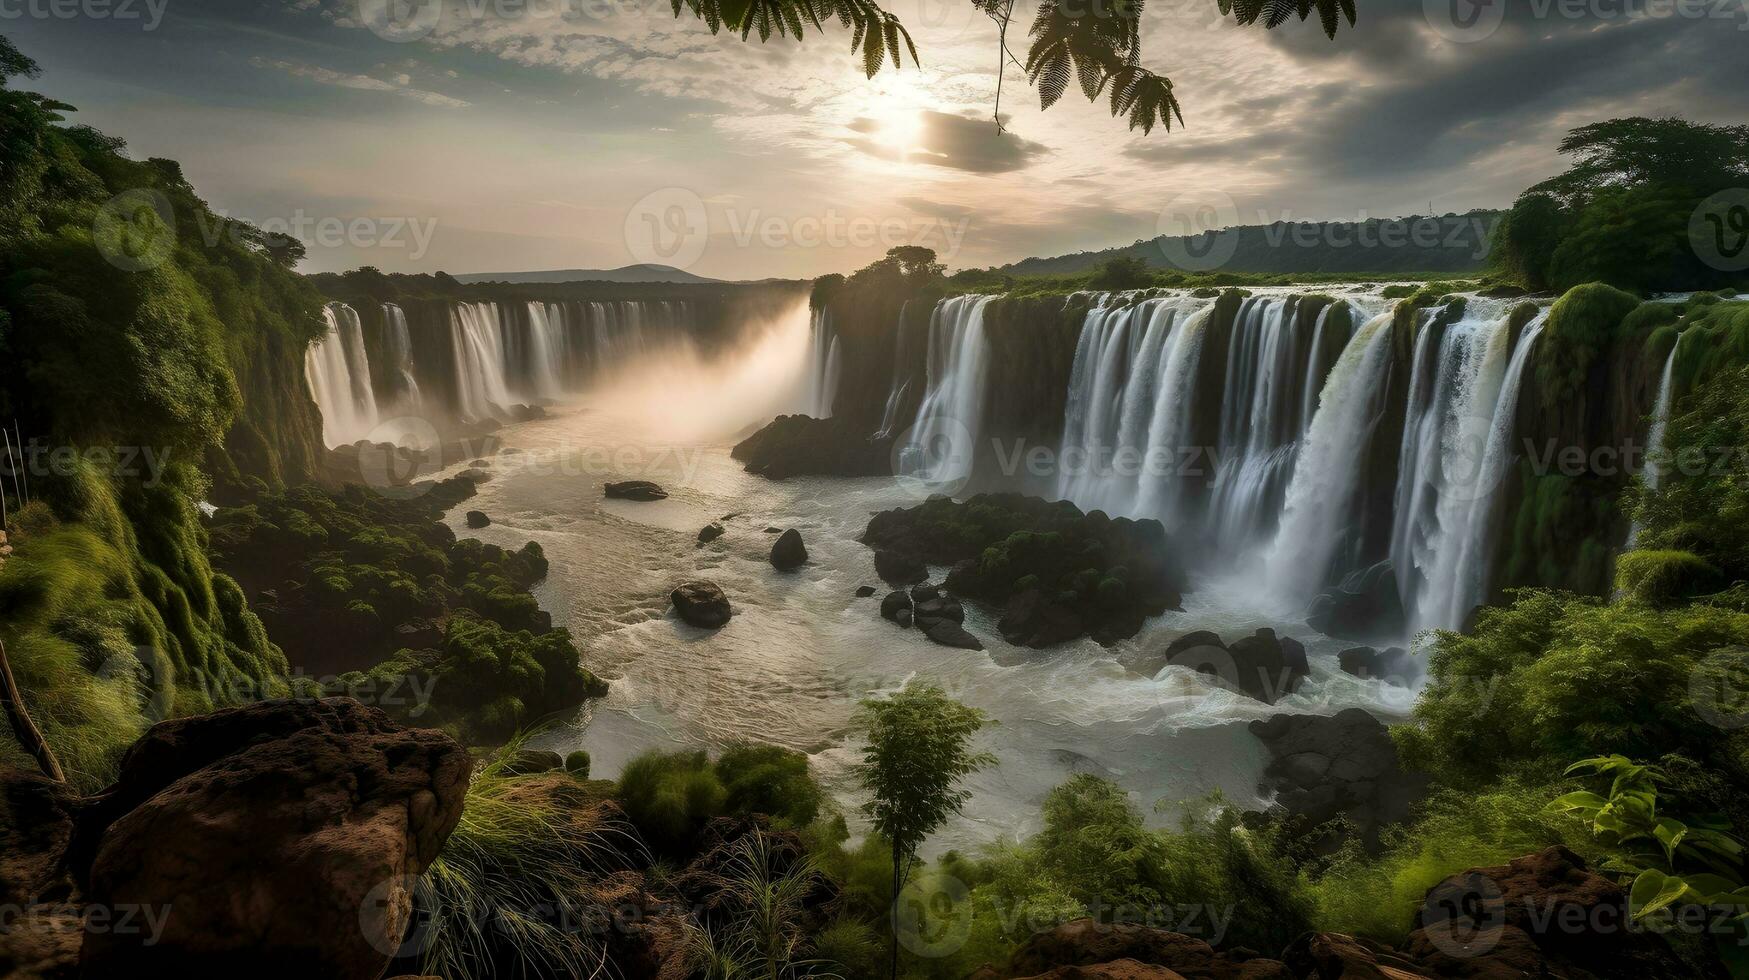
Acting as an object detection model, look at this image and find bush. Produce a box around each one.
[1614,549,1724,605]
[716,743,821,828]
[618,750,726,857]
[565,750,592,779]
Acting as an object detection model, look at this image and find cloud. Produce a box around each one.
[250,56,472,108]
[844,110,1048,173]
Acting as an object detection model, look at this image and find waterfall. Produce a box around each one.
[1207,297,1306,551]
[1627,340,1682,549]
[381,303,421,409]
[875,302,918,438]
[522,302,570,398]
[807,309,842,418]
[1131,304,1214,528]
[1436,313,1550,628]
[899,294,996,488]
[450,301,518,422]
[1056,295,1211,518]
[1388,300,1525,634]
[1263,311,1396,602]
[305,302,380,448]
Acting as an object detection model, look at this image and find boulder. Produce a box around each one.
[913,594,966,629]
[672,581,733,629]
[874,547,928,585]
[1015,962,1187,980]
[1248,708,1429,854]
[855,586,877,598]
[77,698,470,980]
[1338,646,1422,686]
[881,590,913,624]
[605,481,668,502]
[1,766,79,908]
[697,523,725,545]
[1307,560,1406,641]
[1000,590,1086,649]
[994,920,1291,980]
[1280,932,1431,979]
[1405,846,1720,979]
[925,619,984,651]
[1148,629,1308,704]
[465,510,491,529]
[770,529,808,570]
[731,415,895,479]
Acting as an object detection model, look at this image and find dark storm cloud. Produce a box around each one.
[845,110,1049,173]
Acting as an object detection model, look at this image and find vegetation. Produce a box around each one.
[618,744,823,858]
[655,0,1355,135]
[1490,118,1749,293]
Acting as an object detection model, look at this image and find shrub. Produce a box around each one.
[1614,549,1724,605]
[617,750,728,856]
[565,750,592,779]
[716,743,821,828]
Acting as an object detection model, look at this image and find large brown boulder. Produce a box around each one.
[1403,846,1723,980]
[77,698,470,980]
[995,920,1292,980]
[0,767,83,980]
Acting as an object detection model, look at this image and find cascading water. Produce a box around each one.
[1437,312,1550,628]
[1207,298,1310,551]
[806,309,842,418]
[1263,312,1397,602]
[381,303,421,409]
[900,294,996,487]
[524,302,570,398]
[305,303,380,448]
[875,301,918,438]
[1627,340,1682,548]
[450,302,519,422]
[1389,300,1526,635]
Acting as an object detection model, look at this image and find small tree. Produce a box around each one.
[853,682,993,980]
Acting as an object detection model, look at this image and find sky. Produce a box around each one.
[6,0,1747,279]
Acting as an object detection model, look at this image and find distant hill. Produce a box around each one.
[454,264,721,285]
[997,211,1504,277]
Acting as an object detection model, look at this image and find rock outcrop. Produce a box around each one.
[605,480,669,501]
[1337,645,1422,686]
[731,415,894,479]
[465,510,491,528]
[697,523,725,545]
[672,580,734,629]
[1306,560,1406,641]
[1248,708,1428,854]
[77,698,471,980]
[1130,629,1308,704]
[770,529,809,570]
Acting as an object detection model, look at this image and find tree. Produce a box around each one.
[1489,193,1569,292]
[1526,117,1749,208]
[665,0,1356,135]
[1087,254,1154,290]
[853,682,993,980]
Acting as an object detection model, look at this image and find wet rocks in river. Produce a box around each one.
[873,547,928,585]
[672,581,733,629]
[605,480,668,501]
[925,619,983,650]
[881,590,912,622]
[465,510,491,529]
[1129,628,1308,704]
[1307,559,1405,641]
[502,748,565,775]
[1338,645,1422,686]
[697,523,725,545]
[855,585,877,598]
[731,414,895,479]
[769,529,809,570]
[999,590,1085,648]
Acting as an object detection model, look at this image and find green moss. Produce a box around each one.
[1614,549,1724,605]
[1535,282,1642,412]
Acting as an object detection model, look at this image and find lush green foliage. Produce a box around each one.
[618,744,824,857]
[1490,118,1749,292]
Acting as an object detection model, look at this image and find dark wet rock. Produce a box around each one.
[894,608,914,628]
[470,458,489,467]
[463,467,494,483]
[770,529,809,570]
[503,748,566,775]
[925,619,984,650]
[881,590,913,623]
[697,523,726,545]
[764,526,782,534]
[1405,846,1722,980]
[465,510,491,529]
[874,547,928,585]
[1135,629,1307,704]
[78,698,469,980]
[855,585,877,598]
[672,581,733,629]
[1000,590,1085,648]
[605,480,668,501]
[1307,559,1405,641]
[1248,707,1429,854]
[1337,645,1422,686]
[731,414,894,479]
[863,493,1185,648]
[913,594,966,629]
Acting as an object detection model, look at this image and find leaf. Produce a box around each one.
[1629,869,1691,919]
[1548,790,1609,814]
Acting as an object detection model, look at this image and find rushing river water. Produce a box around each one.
[437,304,1414,853]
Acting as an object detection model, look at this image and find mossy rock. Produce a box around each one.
[1615,549,1723,605]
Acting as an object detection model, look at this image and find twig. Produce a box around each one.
[0,638,66,783]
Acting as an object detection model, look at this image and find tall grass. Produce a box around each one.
[683,830,838,980]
